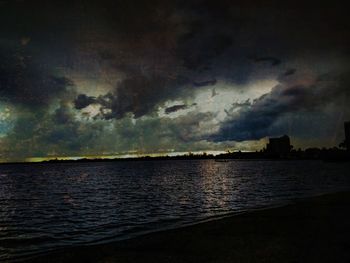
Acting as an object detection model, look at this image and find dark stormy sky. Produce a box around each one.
[0,0,349,161]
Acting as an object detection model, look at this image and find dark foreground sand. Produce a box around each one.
[29,192,350,263]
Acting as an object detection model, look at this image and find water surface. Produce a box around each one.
[1,160,349,261]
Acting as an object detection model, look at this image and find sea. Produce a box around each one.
[0,160,350,261]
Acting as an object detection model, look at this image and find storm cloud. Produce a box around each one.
[165,103,197,114]
[0,50,74,107]
[0,0,349,161]
[210,71,350,142]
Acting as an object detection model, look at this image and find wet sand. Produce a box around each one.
[29,192,350,263]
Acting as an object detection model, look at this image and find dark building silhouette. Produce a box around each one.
[345,122,350,151]
[266,135,292,156]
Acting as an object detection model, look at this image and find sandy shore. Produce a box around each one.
[28,192,350,263]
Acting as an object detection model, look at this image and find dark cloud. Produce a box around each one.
[74,94,97,110]
[98,50,115,61]
[165,104,188,114]
[233,99,251,107]
[75,74,186,119]
[104,75,167,119]
[284,69,296,76]
[193,79,217,87]
[165,103,197,114]
[249,56,282,66]
[0,0,350,160]
[210,71,350,142]
[0,50,74,107]
[178,33,233,70]
[68,0,349,122]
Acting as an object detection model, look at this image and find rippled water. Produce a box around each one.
[1,160,350,261]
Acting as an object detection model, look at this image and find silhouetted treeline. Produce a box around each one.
[33,147,349,164]
[1,146,349,166]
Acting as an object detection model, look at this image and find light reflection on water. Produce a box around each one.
[0,160,350,261]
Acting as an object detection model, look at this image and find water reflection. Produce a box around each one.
[0,160,350,261]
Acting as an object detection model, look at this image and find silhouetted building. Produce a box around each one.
[345,122,350,151]
[266,135,292,156]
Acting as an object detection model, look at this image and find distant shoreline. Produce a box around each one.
[0,157,348,166]
[1,150,349,166]
[27,191,350,263]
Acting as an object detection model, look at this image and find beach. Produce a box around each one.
[28,191,350,263]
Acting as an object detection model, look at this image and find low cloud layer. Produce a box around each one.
[210,70,350,142]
